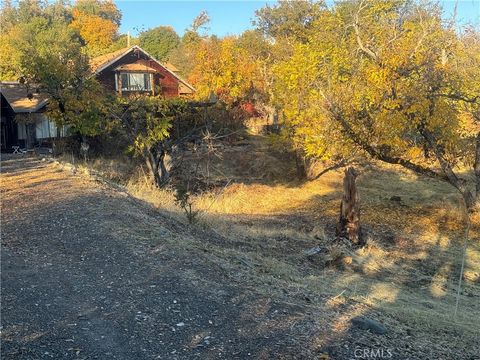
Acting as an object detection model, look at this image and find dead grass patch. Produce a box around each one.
[58,140,480,358]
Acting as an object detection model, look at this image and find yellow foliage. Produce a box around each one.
[271,0,480,176]
[70,9,118,55]
[188,37,262,103]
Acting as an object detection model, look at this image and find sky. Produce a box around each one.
[116,0,480,37]
[117,1,275,37]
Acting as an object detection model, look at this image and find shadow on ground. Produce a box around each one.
[1,157,323,360]
[1,157,479,360]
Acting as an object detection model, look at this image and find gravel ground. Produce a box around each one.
[4,157,477,360]
[0,157,314,360]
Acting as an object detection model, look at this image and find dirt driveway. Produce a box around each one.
[1,157,313,360]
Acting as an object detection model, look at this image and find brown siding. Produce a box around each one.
[97,71,117,92]
[96,50,180,97]
[147,61,179,98]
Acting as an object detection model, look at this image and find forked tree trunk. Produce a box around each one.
[336,167,364,246]
[145,150,161,187]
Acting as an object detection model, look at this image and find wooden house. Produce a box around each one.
[0,82,67,151]
[91,45,195,97]
[0,45,193,152]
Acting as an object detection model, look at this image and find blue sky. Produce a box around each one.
[117,1,275,37]
[116,0,480,37]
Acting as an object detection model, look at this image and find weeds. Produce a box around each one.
[174,182,200,224]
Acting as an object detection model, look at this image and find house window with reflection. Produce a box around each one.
[119,73,152,91]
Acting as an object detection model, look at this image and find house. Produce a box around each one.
[91,45,195,97]
[0,45,193,152]
[0,82,67,152]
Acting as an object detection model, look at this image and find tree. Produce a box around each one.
[0,0,108,138]
[188,36,262,104]
[110,97,187,187]
[138,26,180,62]
[0,0,73,80]
[108,33,139,52]
[272,38,349,178]
[190,10,210,35]
[13,17,107,137]
[237,30,271,62]
[254,0,325,42]
[272,0,480,211]
[167,33,199,78]
[168,11,211,78]
[73,0,121,26]
[0,29,19,81]
[0,0,122,77]
[70,0,121,56]
[253,0,336,178]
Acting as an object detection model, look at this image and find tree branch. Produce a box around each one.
[312,158,350,180]
[352,2,378,62]
[433,92,479,104]
[328,106,447,181]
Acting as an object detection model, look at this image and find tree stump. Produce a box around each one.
[336,167,364,246]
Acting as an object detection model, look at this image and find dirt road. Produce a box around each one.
[1,157,311,360]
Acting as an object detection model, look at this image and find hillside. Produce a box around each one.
[50,131,480,359]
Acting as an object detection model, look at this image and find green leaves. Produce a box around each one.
[138,26,180,62]
[254,0,326,42]
[113,97,187,157]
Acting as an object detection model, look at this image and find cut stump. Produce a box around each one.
[336,167,364,246]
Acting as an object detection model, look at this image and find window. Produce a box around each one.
[119,73,151,91]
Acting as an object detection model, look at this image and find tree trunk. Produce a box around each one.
[460,188,476,213]
[80,135,89,163]
[294,151,315,180]
[474,132,480,209]
[145,144,169,188]
[145,148,161,188]
[295,152,307,179]
[158,147,169,184]
[336,167,364,246]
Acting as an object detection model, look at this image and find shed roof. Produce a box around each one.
[0,82,48,113]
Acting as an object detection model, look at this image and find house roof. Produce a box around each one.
[114,63,158,73]
[164,63,179,72]
[179,82,194,95]
[91,46,195,92]
[0,82,48,113]
[90,47,131,73]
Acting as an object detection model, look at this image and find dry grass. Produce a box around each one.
[190,164,479,356]
[215,166,477,353]
[62,138,480,358]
